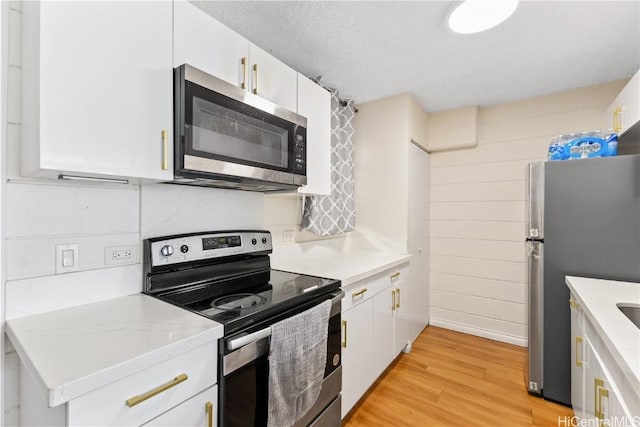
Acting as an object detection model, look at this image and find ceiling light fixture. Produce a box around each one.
[446,0,519,34]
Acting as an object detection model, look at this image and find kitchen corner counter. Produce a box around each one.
[6,294,222,407]
[565,276,640,388]
[272,250,411,286]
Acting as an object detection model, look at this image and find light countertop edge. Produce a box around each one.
[565,276,640,396]
[6,294,223,407]
[272,251,411,286]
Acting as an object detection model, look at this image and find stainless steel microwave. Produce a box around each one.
[173,64,307,192]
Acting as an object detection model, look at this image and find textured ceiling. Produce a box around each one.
[193,1,640,112]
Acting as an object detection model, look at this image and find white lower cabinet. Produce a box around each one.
[341,262,412,419]
[569,294,636,427]
[144,386,217,426]
[21,343,219,427]
[341,297,374,418]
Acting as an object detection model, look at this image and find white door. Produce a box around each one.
[570,298,586,419]
[407,142,430,339]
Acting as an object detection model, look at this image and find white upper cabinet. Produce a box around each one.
[248,44,297,112]
[297,74,331,195]
[21,1,173,182]
[173,0,249,88]
[173,1,297,112]
[605,69,640,135]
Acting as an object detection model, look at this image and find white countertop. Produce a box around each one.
[272,250,411,286]
[6,294,223,407]
[565,276,640,387]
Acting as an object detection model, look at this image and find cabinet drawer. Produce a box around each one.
[341,263,409,312]
[67,343,217,426]
[144,385,217,426]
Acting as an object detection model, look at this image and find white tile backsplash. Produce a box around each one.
[140,184,263,239]
[6,182,139,238]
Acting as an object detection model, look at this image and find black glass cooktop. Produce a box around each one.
[155,269,340,333]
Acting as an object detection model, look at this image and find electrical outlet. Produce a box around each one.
[283,230,294,243]
[105,245,138,266]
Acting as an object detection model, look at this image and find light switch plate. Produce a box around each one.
[55,244,79,274]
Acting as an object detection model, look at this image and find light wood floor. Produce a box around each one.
[343,326,574,427]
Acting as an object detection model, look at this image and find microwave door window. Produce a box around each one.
[192,97,288,169]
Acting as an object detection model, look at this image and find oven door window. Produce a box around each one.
[223,352,269,427]
[184,82,296,172]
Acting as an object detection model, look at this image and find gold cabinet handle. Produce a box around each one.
[598,387,609,424]
[241,57,247,89]
[161,130,169,170]
[613,107,623,133]
[125,373,188,407]
[391,289,396,311]
[341,320,347,348]
[206,401,213,427]
[396,288,401,309]
[569,299,578,310]
[575,336,583,367]
[390,272,400,280]
[594,378,605,420]
[252,64,258,94]
[352,288,367,298]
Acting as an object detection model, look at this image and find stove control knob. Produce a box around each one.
[261,237,268,244]
[160,245,174,257]
[251,238,257,245]
[180,244,189,254]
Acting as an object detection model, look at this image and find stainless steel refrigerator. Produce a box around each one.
[526,155,640,406]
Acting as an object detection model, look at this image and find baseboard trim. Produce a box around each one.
[429,318,527,347]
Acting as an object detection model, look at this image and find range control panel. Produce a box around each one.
[149,231,272,267]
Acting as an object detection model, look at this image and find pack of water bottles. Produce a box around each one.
[548,130,618,161]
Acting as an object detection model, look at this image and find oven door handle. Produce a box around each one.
[227,290,344,351]
[227,327,272,351]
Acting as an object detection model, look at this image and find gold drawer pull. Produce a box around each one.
[569,299,578,310]
[390,272,400,280]
[252,64,259,94]
[125,373,188,407]
[396,288,401,309]
[575,336,583,367]
[613,107,623,133]
[594,378,605,420]
[161,130,169,170]
[241,57,247,89]
[391,289,396,311]
[342,320,347,348]
[352,288,367,297]
[206,401,213,427]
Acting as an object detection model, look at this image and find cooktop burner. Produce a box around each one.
[143,230,342,334]
[212,293,266,310]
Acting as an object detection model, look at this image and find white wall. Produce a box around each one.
[428,80,627,346]
[1,5,263,424]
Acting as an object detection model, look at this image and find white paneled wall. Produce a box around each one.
[428,79,627,346]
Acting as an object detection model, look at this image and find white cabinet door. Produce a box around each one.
[297,74,331,196]
[22,1,173,182]
[372,288,394,379]
[173,0,249,88]
[341,299,373,419]
[570,297,586,420]
[392,266,412,355]
[144,386,217,427]
[605,69,640,135]
[248,43,297,112]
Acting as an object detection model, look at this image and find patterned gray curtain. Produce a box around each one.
[301,90,356,236]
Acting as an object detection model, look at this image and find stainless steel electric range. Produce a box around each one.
[143,230,343,427]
